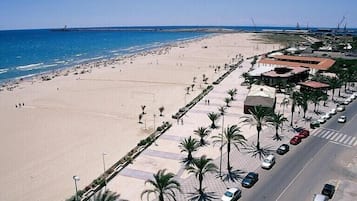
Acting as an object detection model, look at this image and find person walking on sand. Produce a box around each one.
[207,99,210,105]
[181,118,184,125]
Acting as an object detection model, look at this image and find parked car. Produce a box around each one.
[297,129,309,138]
[338,115,347,123]
[336,105,345,112]
[317,117,326,124]
[276,144,289,155]
[321,184,335,199]
[221,188,242,201]
[290,136,302,145]
[321,113,331,120]
[310,120,320,129]
[293,126,304,133]
[313,194,329,201]
[261,154,275,169]
[241,172,259,188]
[328,109,337,115]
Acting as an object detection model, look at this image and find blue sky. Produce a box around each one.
[0,0,356,30]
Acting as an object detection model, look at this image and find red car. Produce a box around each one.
[290,136,302,145]
[297,130,310,138]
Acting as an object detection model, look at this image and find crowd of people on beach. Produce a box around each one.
[15,102,25,108]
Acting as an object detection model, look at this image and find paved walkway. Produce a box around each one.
[106,56,354,200]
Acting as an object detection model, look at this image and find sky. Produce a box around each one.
[0,0,356,30]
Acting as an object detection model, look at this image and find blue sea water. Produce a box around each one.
[1,26,356,83]
[0,28,208,82]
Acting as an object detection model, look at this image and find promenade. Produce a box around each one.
[106,57,303,200]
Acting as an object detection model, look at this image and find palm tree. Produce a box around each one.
[179,136,200,166]
[141,105,146,115]
[297,92,310,118]
[217,106,227,178]
[224,97,231,107]
[227,88,237,101]
[90,189,126,201]
[186,155,217,196]
[159,106,165,116]
[212,125,246,175]
[280,97,290,115]
[289,91,301,127]
[193,127,211,146]
[267,112,288,141]
[207,112,220,129]
[241,106,272,150]
[327,77,342,101]
[141,169,181,201]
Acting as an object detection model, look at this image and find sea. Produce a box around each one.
[1,26,356,83]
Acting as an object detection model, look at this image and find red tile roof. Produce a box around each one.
[259,55,335,70]
[262,66,309,78]
[298,80,330,89]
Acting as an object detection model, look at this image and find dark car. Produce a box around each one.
[297,130,310,138]
[276,144,289,155]
[294,127,304,133]
[322,184,335,199]
[290,136,302,145]
[241,172,259,188]
[310,121,320,129]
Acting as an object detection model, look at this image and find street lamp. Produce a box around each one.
[73,175,80,201]
[102,153,107,190]
[153,114,156,131]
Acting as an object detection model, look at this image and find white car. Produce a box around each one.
[338,116,346,123]
[318,118,326,124]
[328,109,337,115]
[336,106,345,112]
[321,113,331,120]
[221,188,242,201]
[350,94,356,100]
[261,154,275,169]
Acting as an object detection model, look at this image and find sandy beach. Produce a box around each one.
[0,33,281,201]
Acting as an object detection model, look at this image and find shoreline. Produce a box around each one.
[0,33,214,91]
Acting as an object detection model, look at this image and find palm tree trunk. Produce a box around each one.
[256,127,261,150]
[199,175,203,194]
[159,194,164,201]
[188,152,192,161]
[290,105,294,127]
[275,125,281,141]
[332,89,335,101]
[227,143,231,173]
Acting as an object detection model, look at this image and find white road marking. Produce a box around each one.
[325,132,334,140]
[333,133,343,142]
[343,136,352,144]
[321,131,331,138]
[338,135,347,143]
[348,137,356,146]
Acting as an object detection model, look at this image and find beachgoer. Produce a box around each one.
[15,104,17,108]
[181,118,183,125]
[207,100,210,105]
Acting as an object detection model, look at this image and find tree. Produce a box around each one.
[141,169,181,201]
[212,125,246,175]
[289,91,301,127]
[217,106,227,178]
[327,77,342,101]
[297,92,310,118]
[207,112,220,129]
[90,189,126,201]
[191,84,195,91]
[267,112,288,141]
[194,127,211,146]
[179,136,200,166]
[227,88,237,101]
[141,105,146,115]
[159,106,165,116]
[186,155,217,197]
[224,97,231,107]
[241,106,272,150]
[280,97,290,115]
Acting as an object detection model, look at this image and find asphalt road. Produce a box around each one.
[241,97,357,201]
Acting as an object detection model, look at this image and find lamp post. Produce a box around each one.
[218,106,226,179]
[102,153,107,190]
[153,114,156,131]
[73,175,80,201]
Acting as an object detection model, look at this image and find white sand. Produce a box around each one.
[0,33,281,201]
